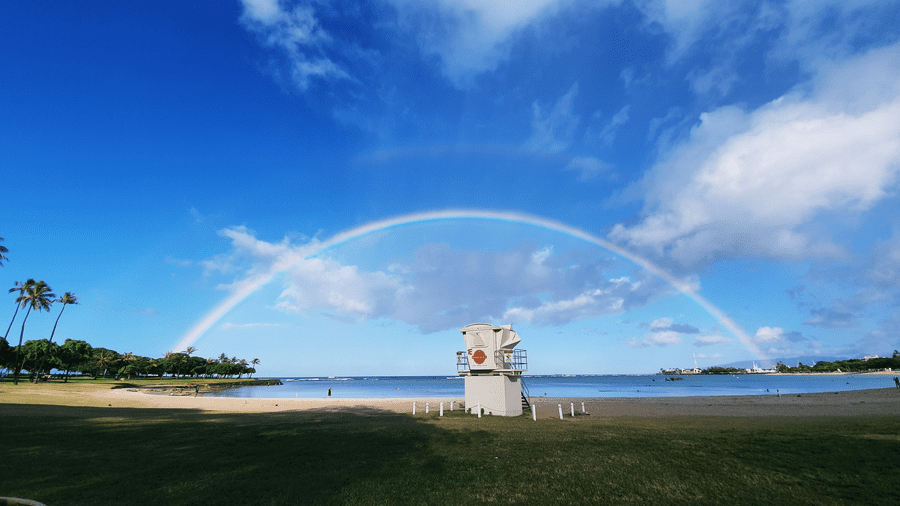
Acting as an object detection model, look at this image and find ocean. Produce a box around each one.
[204,373,897,399]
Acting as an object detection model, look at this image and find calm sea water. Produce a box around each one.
[204,374,896,399]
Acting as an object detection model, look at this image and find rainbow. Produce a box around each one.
[171,209,764,358]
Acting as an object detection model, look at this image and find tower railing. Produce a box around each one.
[456,349,527,372]
[512,349,527,370]
[456,352,469,372]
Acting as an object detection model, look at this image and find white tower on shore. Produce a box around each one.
[457,323,528,416]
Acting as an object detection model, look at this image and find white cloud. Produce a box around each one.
[754,326,784,343]
[565,156,612,181]
[220,226,294,261]
[632,0,730,63]
[386,0,585,86]
[238,0,349,90]
[504,286,628,324]
[587,105,630,146]
[277,257,402,318]
[610,43,900,267]
[649,317,673,330]
[634,0,896,105]
[396,243,671,331]
[626,316,701,347]
[686,66,738,97]
[751,326,813,356]
[646,330,682,346]
[204,228,676,334]
[200,255,237,276]
[635,0,892,66]
[525,84,580,153]
[241,0,282,24]
[771,0,898,67]
[626,329,683,348]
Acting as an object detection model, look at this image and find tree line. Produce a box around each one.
[0,337,260,382]
[773,352,900,373]
[1,243,258,383]
[701,352,900,374]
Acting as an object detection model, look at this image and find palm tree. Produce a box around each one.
[0,237,8,267]
[5,280,29,340]
[120,352,136,379]
[34,292,78,382]
[162,351,175,378]
[250,358,260,378]
[48,293,78,344]
[184,346,196,356]
[13,280,55,385]
[94,349,116,378]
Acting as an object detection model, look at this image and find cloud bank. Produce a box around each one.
[611,43,900,267]
[206,227,674,334]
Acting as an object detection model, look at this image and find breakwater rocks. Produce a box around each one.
[129,378,282,396]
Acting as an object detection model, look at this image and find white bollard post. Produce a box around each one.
[413,402,416,415]
[477,402,482,418]
[571,403,575,417]
[532,404,536,421]
[558,404,563,420]
[440,402,444,417]
[426,402,429,414]
[450,401,454,411]
[582,402,586,414]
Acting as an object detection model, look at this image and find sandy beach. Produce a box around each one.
[4,382,900,505]
[3,382,898,418]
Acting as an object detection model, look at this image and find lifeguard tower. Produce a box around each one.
[457,323,529,416]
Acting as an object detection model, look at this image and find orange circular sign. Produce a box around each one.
[472,349,487,365]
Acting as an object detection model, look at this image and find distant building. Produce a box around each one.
[747,362,777,374]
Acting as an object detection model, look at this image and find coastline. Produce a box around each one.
[2,381,898,418]
[660,369,897,376]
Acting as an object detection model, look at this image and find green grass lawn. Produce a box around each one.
[1,403,898,505]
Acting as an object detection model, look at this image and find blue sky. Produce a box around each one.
[2,0,899,376]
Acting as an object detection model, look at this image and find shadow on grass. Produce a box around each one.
[2,404,899,506]
[0,404,456,506]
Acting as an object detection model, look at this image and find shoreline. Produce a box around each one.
[127,388,900,417]
[2,382,898,418]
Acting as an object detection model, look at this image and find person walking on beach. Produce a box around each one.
[328,388,332,397]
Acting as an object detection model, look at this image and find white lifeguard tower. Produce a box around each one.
[457,323,529,416]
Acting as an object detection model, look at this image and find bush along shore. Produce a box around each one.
[112,377,283,396]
